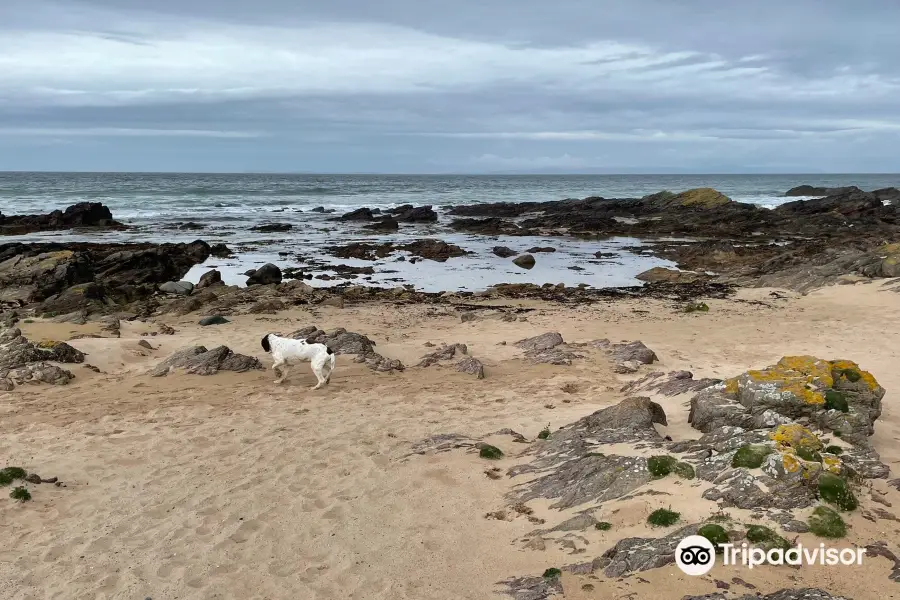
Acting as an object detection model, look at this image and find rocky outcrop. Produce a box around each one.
[507,397,668,509]
[0,202,126,235]
[149,345,263,376]
[391,205,438,222]
[785,185,862,197]
[0,328,83,388]
[327,239,468,262]
[690,356,884,445]
[0,241,211,312]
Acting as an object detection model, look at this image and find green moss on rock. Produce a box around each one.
[825,390,849,413]
[674,462,696,480]
[698,523,729,551]
[595,521,612,531]
[745,525,791,551]
[647,455,678,478]
[808,506,847,538]
[825,445,843,455]
[648,508,681,527]
[542,568,562,579]
[818,473,858,511]
[479,445,504,460]
[732,445,772,469]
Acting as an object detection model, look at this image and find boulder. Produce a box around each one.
[340,207,375,221]
[526,246,556,253]
[392,205,438,222]
[635,266,708,283]
[196,269,223,289]
[159,281,194,296]
[246,263,282,286]
[149,345,263,376]
[289,326,404,373]
[456,356,485,379]
[492,246,517,258]
[512,254,536,269]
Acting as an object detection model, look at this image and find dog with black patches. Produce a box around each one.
[260,333,335,389]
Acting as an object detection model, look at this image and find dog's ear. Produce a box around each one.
[260,334,271,352]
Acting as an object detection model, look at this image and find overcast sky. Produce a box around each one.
[1,0,899,173]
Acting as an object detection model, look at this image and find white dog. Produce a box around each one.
[261,333,335,389]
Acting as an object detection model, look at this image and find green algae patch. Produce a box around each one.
[732,445,773,469]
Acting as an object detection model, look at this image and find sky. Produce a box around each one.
[1,0,899,173]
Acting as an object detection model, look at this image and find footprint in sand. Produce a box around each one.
[229,519,262,544]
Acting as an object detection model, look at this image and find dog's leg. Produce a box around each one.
[311,357,327,390]
[279,363,292,384]
[272,358,285,384]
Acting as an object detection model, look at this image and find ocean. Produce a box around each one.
[2,172,897,292]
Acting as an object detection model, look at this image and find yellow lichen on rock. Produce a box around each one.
[723,377,739,395]
[744,356,835,404]
[822,454,842,475]
[37,339,61,349]
[770,423,823,452]
[673,188,732,208]
[781,452,803,474]
[830,359,880,391]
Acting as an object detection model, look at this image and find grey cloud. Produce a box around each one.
[0,0,898,172]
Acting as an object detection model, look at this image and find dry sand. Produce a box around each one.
[3,281,900,600]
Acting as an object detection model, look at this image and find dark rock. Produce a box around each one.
[636,267,708,284]
[493,246,518,258]
[340,207,375,221]
[392,205,438,222]
[621,370,721,397]
[597,524,701,577]
[1,202,126,235]
[25,474,42,484]
[199,316,229,326]
[418,343,468,367]
[246,263,282,285]
[138,340,154,350]
[515,332,564,352]
[290,326,404,373]
[364,217,400,232]
[250,223,293,232]
[513,254,536,269]
[456,356,485,379]
[526,246,556,253]
[400,239,468,262]
[158,281,194,296]
[311,206,334,214]
[149,345,263,376]
[0,240,210,310]
[209,244,233,258]
[196,269,222,289]
[785,185,861,197]
[507,397,667,509]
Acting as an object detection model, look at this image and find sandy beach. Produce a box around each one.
[3,279,900,600]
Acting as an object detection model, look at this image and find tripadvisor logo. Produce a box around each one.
[675,535,866,576]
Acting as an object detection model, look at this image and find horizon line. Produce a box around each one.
[2,170,899,176]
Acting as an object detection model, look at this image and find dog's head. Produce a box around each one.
[260,333,271,352]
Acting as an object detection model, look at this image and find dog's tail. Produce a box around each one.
[261,333,271,352]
